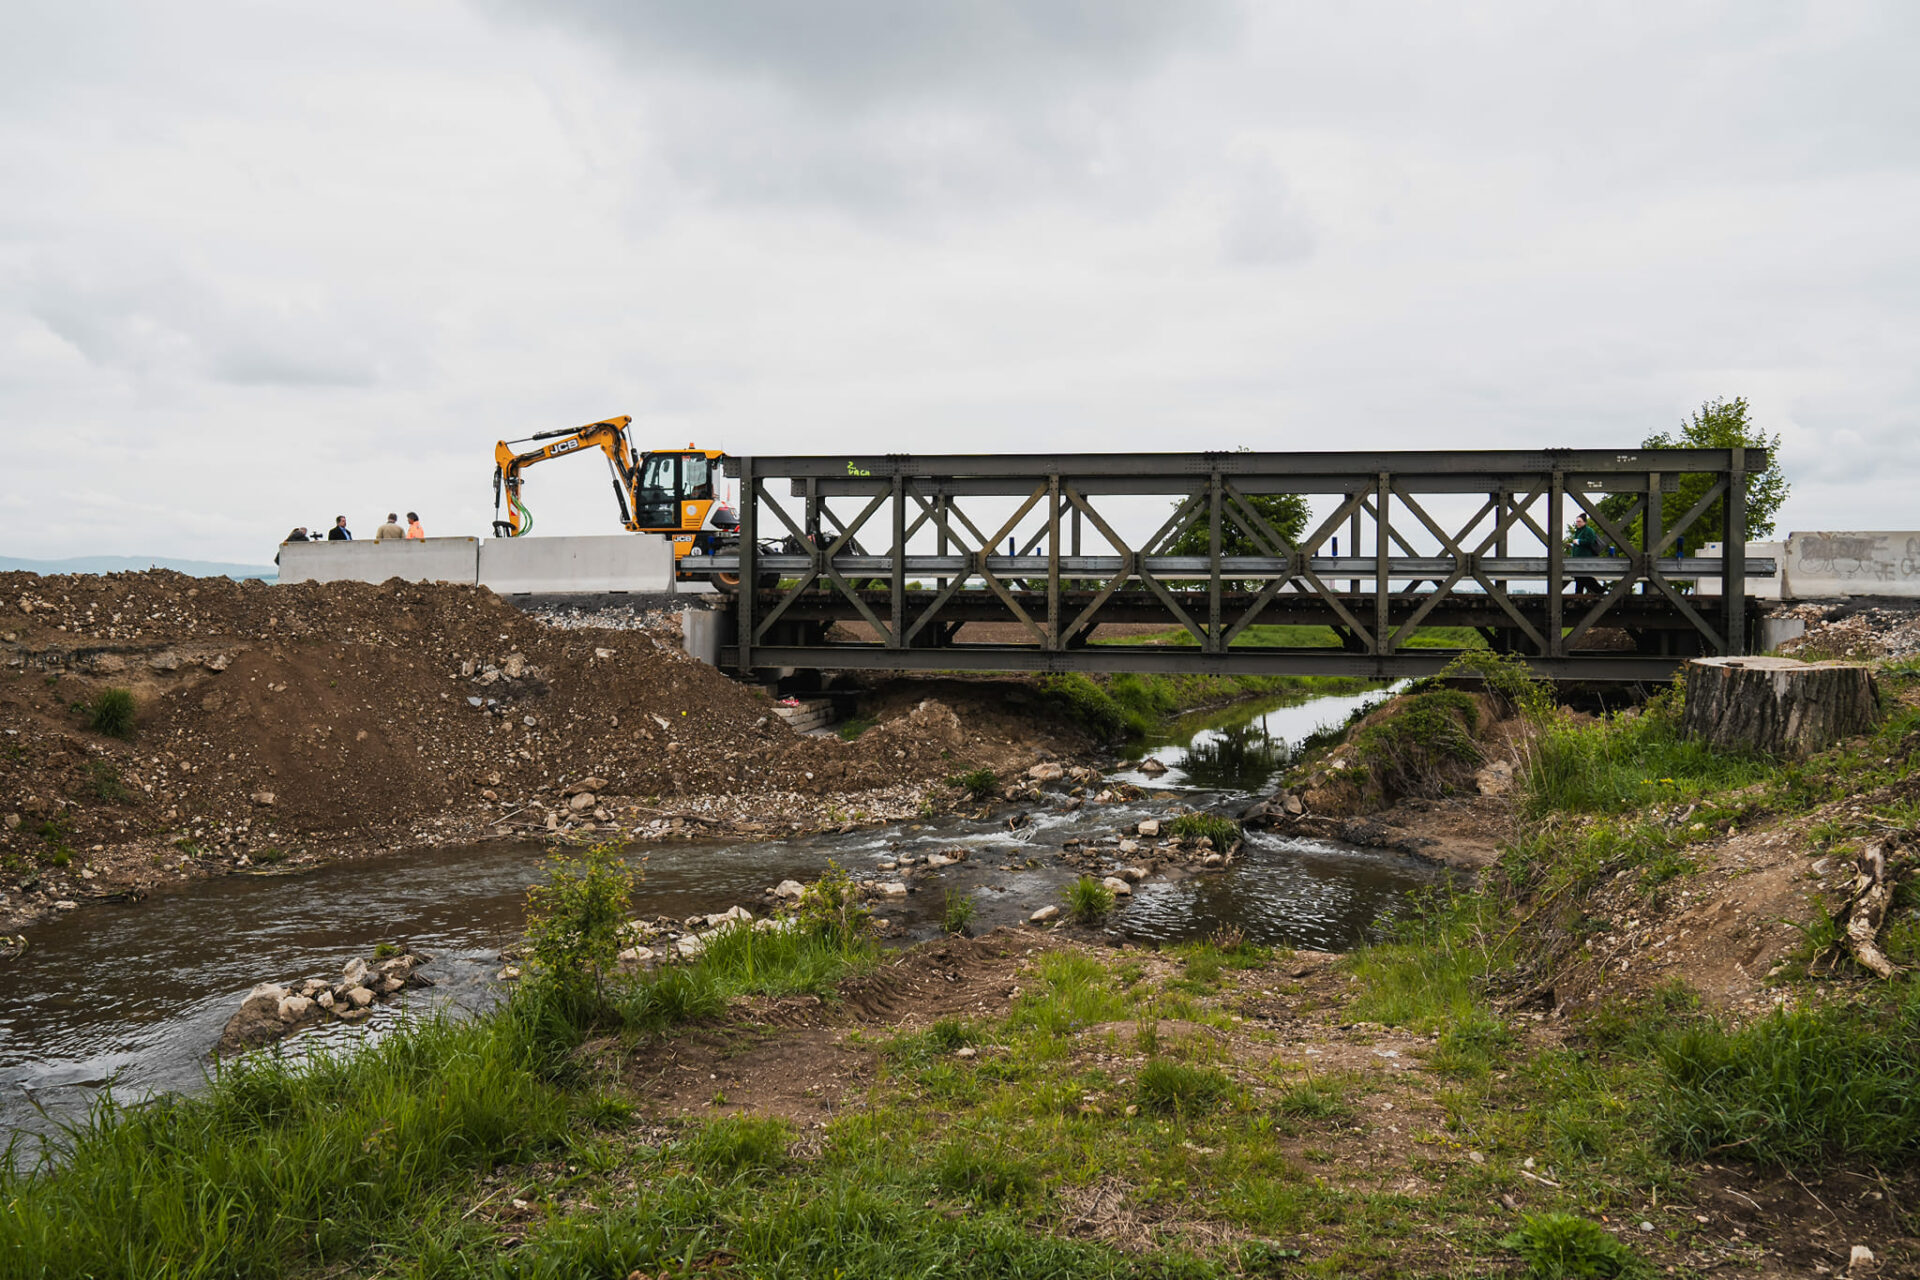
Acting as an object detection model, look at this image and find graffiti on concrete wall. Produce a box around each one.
[1786,532,1920,596]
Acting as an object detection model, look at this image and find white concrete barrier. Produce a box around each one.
[1783,531,1920,599]
[277,538,479,585]
[477,534,675,595]
[1694,542,1785,600]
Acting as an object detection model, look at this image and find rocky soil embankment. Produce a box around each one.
[0,571,1090,929]
[1242,686,1519,869]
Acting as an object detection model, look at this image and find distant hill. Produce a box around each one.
[0,555,277,581]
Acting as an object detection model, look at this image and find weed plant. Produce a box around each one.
[1499,1211,1646,1278]
[85,687,137,739]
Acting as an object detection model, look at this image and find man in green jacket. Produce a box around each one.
[1569,513,1603,594]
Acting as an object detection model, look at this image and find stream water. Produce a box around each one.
[0,681,1446,1147]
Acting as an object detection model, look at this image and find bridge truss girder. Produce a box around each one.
[709,448,1767,682]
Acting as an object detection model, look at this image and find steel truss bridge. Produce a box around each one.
[693,448,1773,682]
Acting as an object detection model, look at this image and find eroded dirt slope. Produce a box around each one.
[0,571,1087,927]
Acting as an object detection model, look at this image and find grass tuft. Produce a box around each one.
[86,687,137,739]
[1135,1059,1230,1115]
[941,890,976,936]
[1064,875,1116,925]
[1169,812,1240,850]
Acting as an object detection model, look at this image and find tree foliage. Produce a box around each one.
[1165,491,1311,589]
[1596,397,1789,549]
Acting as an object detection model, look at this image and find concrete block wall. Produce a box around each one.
[772,699,838,733]
[477,535,675,595]
[278,534,676,595]
[1782,532,1920,599]
[277,537,479,585]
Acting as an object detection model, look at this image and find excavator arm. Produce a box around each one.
[492,416,638,537]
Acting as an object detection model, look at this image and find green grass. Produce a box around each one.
[0,1009,577,1279]
[837,716,876,741]
[85,687,137,739]
[1656,988,1920,1165]
[617,917,878,1033]
[1522,686,1772,818]
[1098,624,1488,651]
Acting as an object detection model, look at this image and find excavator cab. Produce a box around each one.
[633,448,734,554]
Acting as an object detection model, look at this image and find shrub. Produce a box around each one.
[941,891,976,936]
[793,860,871,947]
[1498,1212,1645,1278]
[523,840,637,1007]
[949,768,997,800]
[86,687,136,739]
[1064,875,1115,924]
[1135,1059,1230,1115]
[1440,648,1552,719]
[1169,812,1240,851]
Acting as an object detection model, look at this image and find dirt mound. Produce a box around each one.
[0,571,1086,927]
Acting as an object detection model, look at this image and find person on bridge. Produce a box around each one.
[375,513,407,541]
[405,512,426,539]
[1568,513,1602,595]
[327,516,352,541]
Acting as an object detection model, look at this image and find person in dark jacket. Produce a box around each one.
[328,516,353,541]
[1569,513,1602,594]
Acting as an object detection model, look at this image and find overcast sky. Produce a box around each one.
[3,0,1915,563]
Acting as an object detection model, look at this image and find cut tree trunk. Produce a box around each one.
[1680,655,1878,758]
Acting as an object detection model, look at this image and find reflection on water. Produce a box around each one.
[1176,720,1291,792]
[1109,682,1399,792]
[1120,832,1449,951]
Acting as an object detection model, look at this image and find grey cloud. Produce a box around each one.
[492,0,1237,107]
[25,265,384,388]
[1219,162,1314,265]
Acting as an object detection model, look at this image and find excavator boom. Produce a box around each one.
[489,416,738,577]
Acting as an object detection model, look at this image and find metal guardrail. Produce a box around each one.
[702,447,1768,680]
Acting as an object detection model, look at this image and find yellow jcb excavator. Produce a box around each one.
[491,416,741,581]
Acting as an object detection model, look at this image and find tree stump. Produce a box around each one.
[1680,656,1878,758]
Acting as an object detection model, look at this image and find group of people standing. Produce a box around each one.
[283,513,426,543]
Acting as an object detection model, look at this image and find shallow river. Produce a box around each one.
[1,682,1444,1145]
